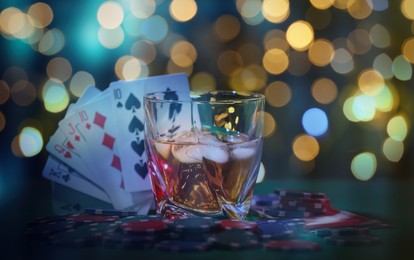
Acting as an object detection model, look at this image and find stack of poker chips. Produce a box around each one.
[24,200,390,252]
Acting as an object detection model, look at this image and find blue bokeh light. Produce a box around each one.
[302,108,328,137]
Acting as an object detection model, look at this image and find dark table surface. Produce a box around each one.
[3,175,414,260]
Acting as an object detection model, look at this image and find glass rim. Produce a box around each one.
[144,90,265,104]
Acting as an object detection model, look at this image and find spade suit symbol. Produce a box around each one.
[125,93,140,112]
[131,138,145,157]
[135,162,148,179]
[128,116,144,134]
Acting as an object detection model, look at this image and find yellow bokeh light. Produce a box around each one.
[264,29,289,52]
[237,0,262,19]
[28,2,53,28]
[265,81,292,107]
[374,85,395,112]
[47,57,72,82]
[351,152,377,181]
[263,48,289,75]
[69,71,96,97]
[0,80,10,105]
[19,127,43,157]
[0,111,5,132]
[347,0,373,20]
[310,0,334,9]
[308,39,334,67]
[98,27,124,49]
[0,7,20,34]
[262,111,276,138]
[286,20,314,51]
[11,80,37,107]
[292,134,320,161]
[262,0,290,23]
[383,137,404,162]
[122,58,142,80]
[217,50,244,76]
[358,69,385,96]
[311,78,338,104]
[229,65,267,92]
[214,15,241,42]
[387,115,408,141]
[402,37,414,64]
[130,0,155,19]
[190,72,216,92]
[401,0,414,20]
[42,80,70,113]
[97,1,124,29]
[170,0,197,22]
[170,41,197,67]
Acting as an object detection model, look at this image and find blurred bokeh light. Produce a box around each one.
[0,0,413,183]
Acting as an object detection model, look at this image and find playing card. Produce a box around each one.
[60,91,151,210]
[42,155,110,203]
[109,73,191,192]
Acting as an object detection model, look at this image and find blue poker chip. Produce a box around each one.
[263,209,324,219]
[251,194,279,208]
[25,220,76,239]
[208,230,260,250]
[275,189,327,199]
[103,232,154,249]
[169,217,215,234]
[84,208,137,217]
[256,220,297,240]
[154,240,210,252]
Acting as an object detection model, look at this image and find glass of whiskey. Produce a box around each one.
[144,90,265,220]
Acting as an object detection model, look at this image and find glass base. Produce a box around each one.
[156,199,250,220]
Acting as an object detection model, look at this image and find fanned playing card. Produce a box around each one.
[108,73,191,192]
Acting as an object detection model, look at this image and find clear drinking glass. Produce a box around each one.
[144,90,265,220]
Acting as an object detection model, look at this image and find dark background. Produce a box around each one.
[0,0,414,258]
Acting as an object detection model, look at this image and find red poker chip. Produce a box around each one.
[265,239,321,252]
[66,214,119,223]
[120,220,168,233]
[216,220,259,231]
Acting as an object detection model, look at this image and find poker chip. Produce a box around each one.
[102,232,154,249]
[24,220,76,239]
[120,219,169,234]
[154,240,210,252]
[277,198,332,212]
[66,214,119,223]
[324,235,382,246]
[170,217,215,233]
[251,194,279,208]
[84,208,137,217]
[216,219,259,231]
[208,230,260,250]
[27,215,69,227]
[256,220,298,240]
[264,239,321,252]
[275,189,327,199]
[313,227,371,237]
[263,209,324,219]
